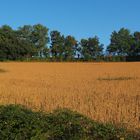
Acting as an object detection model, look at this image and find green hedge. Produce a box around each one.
[0,105,139,140]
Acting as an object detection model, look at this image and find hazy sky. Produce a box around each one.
[0,0,140,47]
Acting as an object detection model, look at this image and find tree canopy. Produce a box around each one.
[80,36,103,60]
[107,28,140,56]
[0,24,139,61]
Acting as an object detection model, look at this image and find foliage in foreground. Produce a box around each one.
[0,105,138,140]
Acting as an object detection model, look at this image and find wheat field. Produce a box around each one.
[0,62,140,130]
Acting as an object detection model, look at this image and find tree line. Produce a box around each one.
[0,24,140,61]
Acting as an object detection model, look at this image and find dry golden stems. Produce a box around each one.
[0,62,139,130]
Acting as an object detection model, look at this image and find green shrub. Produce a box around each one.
[0,105,138,140]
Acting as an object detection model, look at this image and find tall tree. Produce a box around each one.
[107,28,133,56]
[50,30,65,60]
[18,24,49,57]
[133,32,140,56]
[32,24,49,49]
[0,25,36,60]
[17,25,33,42]
[80,36,103,60]
[64,35,77,60]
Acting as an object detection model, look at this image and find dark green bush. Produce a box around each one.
[0,105,138,140]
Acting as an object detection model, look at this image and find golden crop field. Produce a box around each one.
[0,62,140,130]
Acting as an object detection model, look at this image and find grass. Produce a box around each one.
[0,68,6,73]
[0,104,139,140]
[0,62,139,131]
